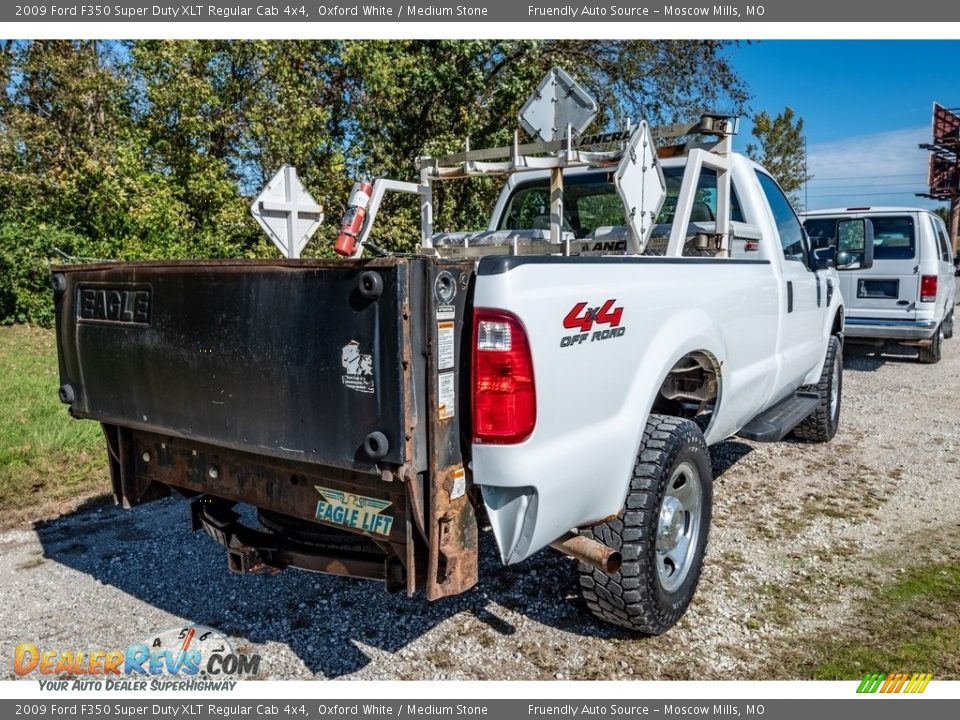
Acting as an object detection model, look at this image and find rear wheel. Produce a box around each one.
[943,309,954,340]
[578,415,712,635]
[918,324,943,364]
[793,335,842,442]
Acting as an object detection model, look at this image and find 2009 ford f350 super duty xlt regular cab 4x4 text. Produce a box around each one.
[52,71,844,634]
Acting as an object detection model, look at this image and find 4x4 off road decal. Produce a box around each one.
[560,299,626,348]
[314,487,394,537]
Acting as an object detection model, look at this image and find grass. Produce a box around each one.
[0,325,110,527]
[796,562,960,679]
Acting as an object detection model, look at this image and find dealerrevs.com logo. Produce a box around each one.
[14,626,262,691]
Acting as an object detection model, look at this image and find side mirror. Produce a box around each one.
[835,218,874,271]
[812,245,836,271]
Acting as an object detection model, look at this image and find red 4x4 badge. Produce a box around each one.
[561,300,626,347]
[563,300,623,332]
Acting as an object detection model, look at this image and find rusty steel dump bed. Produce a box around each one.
[52,257,478,599]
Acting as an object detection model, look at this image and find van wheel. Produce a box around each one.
[577,415,712,635]
[943,310,954,340]
[918,324,943,364]
[793,335,842,443]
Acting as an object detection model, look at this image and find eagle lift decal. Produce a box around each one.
[314,487,395,537]
[560,299,626,348]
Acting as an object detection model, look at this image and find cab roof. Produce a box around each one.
[802,206,935,216]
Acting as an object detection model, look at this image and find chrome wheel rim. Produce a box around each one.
[656,461,702,593]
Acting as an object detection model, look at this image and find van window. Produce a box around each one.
[755,171,806,262]
[934,219,952,262]
[803,218,839,248]
[803,215,916,260]
[872,217,915,260]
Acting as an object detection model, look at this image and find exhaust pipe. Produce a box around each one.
[550,532,622,574]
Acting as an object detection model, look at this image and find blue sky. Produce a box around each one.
[730,40,959,211]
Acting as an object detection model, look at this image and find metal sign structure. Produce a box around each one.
[518,66,599,143]
[251,165,324,259]
[929,155,959,197]
[919,103,960,253]
[933,102,960,146]
[614,121,667,253]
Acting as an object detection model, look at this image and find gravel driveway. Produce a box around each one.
[3,298,959,681]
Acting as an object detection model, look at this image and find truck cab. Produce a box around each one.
[802,207,956,363]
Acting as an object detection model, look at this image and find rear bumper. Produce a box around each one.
[844,317,938,341]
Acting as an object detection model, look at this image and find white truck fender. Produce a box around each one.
[475,305,729,565]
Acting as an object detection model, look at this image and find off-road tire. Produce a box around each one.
[578,415,713,635]
[793,335,842,443]
[943,309,954,340]
[918,324,943,364]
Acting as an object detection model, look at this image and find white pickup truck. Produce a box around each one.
[52,75,844,635]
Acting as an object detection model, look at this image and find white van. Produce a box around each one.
[802,207,956,363]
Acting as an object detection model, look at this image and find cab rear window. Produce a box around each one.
[804,215,916,261]
[498,167,744,239]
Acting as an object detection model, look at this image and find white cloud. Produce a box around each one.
[802,126,943,211]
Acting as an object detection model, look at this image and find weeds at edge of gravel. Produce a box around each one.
[779,562,960,680]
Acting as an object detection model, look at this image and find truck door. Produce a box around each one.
[804,215,856,317]
[755,172,824,393]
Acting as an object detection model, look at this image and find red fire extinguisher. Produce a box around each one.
[334,180,374,257]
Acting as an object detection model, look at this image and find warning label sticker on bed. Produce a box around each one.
[438,320,455,370]
[450,467,467,500]
[438,371,455,420]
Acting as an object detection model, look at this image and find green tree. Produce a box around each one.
[130,40,355,257]
[0,41,195,324]
[746,107,811,208]
[0,41,192,257]
[1,40,752,324]
[342,40,749,248]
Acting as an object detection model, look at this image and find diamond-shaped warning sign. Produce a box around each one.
[518,67,599,143]
[251,165,324,259]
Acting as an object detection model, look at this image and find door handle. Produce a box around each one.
[787,281,794,313]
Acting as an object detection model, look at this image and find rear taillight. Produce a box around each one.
[920,275,938,302]
[472,309,536,444]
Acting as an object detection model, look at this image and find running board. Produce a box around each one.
[737,391,820,442]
